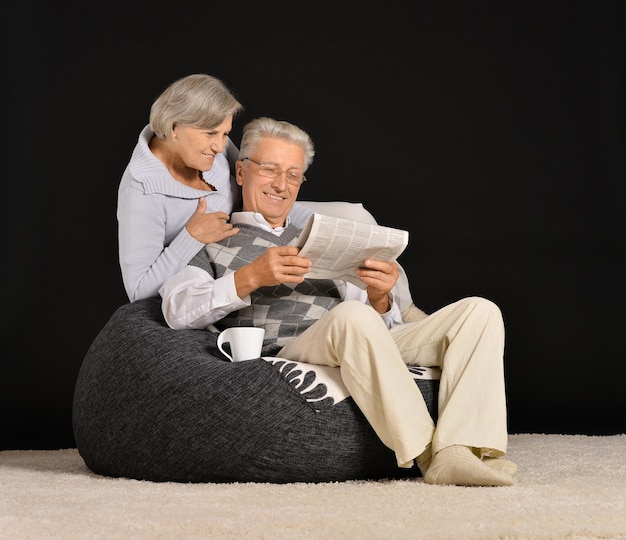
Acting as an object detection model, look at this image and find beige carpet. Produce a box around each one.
[1,433,625,540]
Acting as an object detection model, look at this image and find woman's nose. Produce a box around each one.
[211,137,227,153]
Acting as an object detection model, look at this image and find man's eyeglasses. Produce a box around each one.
[242,157,307,186]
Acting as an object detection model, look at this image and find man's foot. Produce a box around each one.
[423,445,514,486]
[416,449,432,476]
[482,457,517,476]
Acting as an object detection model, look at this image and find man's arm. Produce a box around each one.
[160,245,312,329]
[159,263,249,330]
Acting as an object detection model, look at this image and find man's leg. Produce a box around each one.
[390,296,514,485]
[278,301,434,468]
[390,296,508,456]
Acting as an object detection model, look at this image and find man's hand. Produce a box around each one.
[234,246,311,298]
[357,259,399,313]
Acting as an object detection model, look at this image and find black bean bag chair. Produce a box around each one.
[72,298,439,483]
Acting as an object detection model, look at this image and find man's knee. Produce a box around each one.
[461,297,504,326]
[324,301,391,347]
[329,301,382,326]
[332,300,375,316]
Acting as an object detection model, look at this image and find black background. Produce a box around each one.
[2,1,624,450]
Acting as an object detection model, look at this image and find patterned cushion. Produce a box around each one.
[73,299,439,483]
[265,357,440,421]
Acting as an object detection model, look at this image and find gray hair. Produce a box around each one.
[238,117,315,171]
[149,74,243,140]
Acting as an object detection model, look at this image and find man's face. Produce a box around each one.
[236,136,305,228]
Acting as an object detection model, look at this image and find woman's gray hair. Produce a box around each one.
[238,117,315,171]
[149,74,243,140]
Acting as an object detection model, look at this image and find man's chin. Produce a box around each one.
[262,209,291,228]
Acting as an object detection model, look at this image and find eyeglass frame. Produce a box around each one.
[241,157,307,186]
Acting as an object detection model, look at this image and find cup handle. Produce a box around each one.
[216,331,233,362]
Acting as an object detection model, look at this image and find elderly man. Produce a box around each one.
[159,117,516,487]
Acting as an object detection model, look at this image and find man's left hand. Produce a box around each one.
[357,259,399,313]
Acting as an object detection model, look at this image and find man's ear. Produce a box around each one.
[235,160,244,186]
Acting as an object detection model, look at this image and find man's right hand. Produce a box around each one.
[234,246,312,298]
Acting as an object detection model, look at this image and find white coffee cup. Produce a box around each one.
[217,327,265,362]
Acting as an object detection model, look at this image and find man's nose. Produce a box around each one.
[271,173,289,190]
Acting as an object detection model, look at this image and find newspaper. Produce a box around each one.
[295,213,409,289]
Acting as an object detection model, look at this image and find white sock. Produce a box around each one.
[423,445,514,487]
[482,457,517,476]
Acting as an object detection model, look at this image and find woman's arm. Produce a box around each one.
[117,186,205,301]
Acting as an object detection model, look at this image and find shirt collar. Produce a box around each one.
[231,212,291,236]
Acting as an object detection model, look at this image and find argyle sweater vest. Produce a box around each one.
[189,222,344,356]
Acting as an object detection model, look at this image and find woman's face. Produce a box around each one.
[171,116,233,172]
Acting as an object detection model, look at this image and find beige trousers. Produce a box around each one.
[278,297,508,468]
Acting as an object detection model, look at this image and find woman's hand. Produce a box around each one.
[185,198,239,244]
[357,259,399,313]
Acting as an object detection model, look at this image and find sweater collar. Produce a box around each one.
[128,124,231,198]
